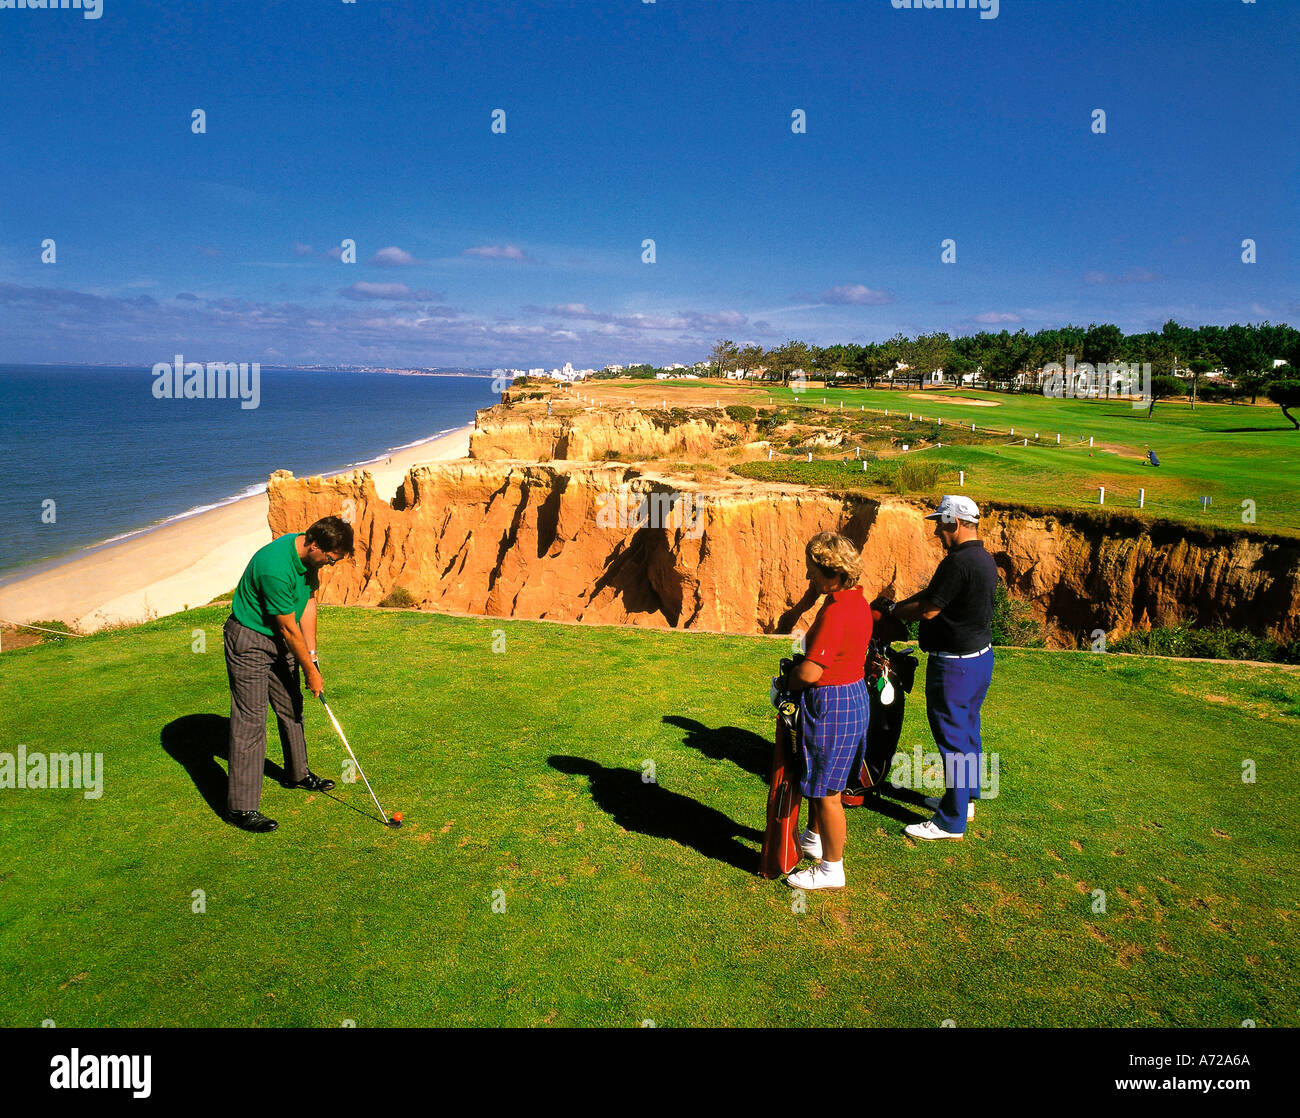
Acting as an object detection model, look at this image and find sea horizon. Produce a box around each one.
[1,364,496,581]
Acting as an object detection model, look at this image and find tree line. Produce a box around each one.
[704,321,1300,407]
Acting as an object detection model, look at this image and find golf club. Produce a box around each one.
[318,694,402,828]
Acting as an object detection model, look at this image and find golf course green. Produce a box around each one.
[748,385,1299,536]
[1,607,1294,1027]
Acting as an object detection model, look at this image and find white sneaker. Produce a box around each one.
[922,797,976,822]
[799,827,822,860]
[786,861,845,890]
[904,820,964,841]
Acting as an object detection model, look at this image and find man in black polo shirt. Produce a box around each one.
[885,495,998,840]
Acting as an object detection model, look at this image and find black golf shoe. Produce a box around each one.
[282,770,335,792]
[226,809,278,833]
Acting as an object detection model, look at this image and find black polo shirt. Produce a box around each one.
[917,539,998,654]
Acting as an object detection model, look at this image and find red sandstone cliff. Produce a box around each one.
[468,408,756,462]
[266,461,1300,644]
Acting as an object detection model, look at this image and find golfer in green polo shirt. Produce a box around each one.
[223,516,354,832]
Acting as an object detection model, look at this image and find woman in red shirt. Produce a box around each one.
[781,531,873,890]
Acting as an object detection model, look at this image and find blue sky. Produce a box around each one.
[1,0,1296,368]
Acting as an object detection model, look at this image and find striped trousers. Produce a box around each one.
[223,615,310,812]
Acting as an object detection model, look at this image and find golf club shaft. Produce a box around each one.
[319,696,390,823]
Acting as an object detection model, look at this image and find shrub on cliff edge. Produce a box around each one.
[1110,625,1299,664]
[990,583,1046,648]
[724,404,757,424]
[378,587,416,609]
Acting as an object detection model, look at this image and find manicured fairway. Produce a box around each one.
[756,385,1299,535]
[0,607,1296,1026]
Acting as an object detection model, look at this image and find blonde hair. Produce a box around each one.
[806,531,862,587]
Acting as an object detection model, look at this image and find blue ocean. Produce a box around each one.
[0,365,495,578]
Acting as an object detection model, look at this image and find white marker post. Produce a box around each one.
[960,470,965,487]
[1139,488,1145,508]
[1089,436,1094,447]
[1056,433,1061,444]
[1099,486,1105,505]
[807,452,812,462]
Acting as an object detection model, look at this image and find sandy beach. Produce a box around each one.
[0,425,472,634]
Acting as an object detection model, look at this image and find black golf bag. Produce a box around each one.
[843,639,918,805]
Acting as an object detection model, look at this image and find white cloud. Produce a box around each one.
[464,243,527,261]
[340,282,417,301]
[818,284,895,306]
[369,246,421,267]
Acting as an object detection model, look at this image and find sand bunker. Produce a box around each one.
[906,393,1000,407]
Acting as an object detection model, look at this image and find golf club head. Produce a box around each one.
[386,819,402,829]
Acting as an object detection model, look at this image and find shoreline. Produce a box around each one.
[0,424,473,633]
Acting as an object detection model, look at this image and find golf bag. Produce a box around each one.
[760,655,805,878]
[842,639,918,806]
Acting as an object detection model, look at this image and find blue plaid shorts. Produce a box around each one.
[799,678,869,798]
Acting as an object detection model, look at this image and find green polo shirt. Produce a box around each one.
[231,532,316,637]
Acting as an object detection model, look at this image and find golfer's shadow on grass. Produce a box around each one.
[662,715,770,781]
[849,784,929,826]
[161,714,289,819]
[549,755,762,873]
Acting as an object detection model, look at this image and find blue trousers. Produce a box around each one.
[924,649,994,834]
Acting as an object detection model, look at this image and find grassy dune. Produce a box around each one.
[1,607,1296,1027]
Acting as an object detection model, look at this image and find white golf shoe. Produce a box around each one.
[786,861,845,890]
[922,797,976,822]
[904,820,965,841]
[798,826,823,860]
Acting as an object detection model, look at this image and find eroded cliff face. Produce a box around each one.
[266,465,1300,643]
[468,407,755,463]
[981,507,1300,642]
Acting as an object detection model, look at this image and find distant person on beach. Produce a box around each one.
[222,516,354,833]
[778,531,872,890]
[884,495,996,841]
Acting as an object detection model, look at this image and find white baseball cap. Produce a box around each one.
[924,494,981,524]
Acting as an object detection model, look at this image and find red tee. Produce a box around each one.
[804,585,873,685]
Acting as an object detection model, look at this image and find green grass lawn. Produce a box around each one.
[751,386,1299,535]
[1,607,1296,1027]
